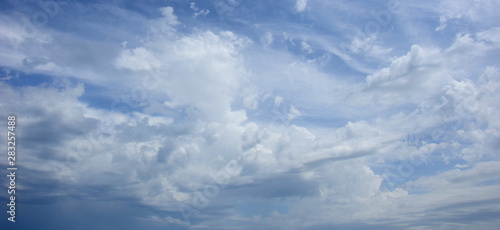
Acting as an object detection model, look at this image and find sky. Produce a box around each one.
[0,0,499,229]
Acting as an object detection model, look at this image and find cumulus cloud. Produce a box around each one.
[0,1,499,229]
[433,0,500,31]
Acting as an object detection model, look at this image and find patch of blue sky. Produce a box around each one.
[78,82,118,110]
[233,198,290,217]
[293,116,348,130]
[1,69,60,88]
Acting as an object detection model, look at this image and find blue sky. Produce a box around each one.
[1,0,500,229]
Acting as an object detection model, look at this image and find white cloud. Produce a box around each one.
[348,35,392,58]
[295,0,308,12]
[287,105,301,121]
[301,41,313,54]
[434,0,500,31]
[115,47,160,71]
[190,2,210,18]
[1,1,499,229]
[260,31,273,46]
[159,7,180,26]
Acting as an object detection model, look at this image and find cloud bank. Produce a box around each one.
[0,0,499,229]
